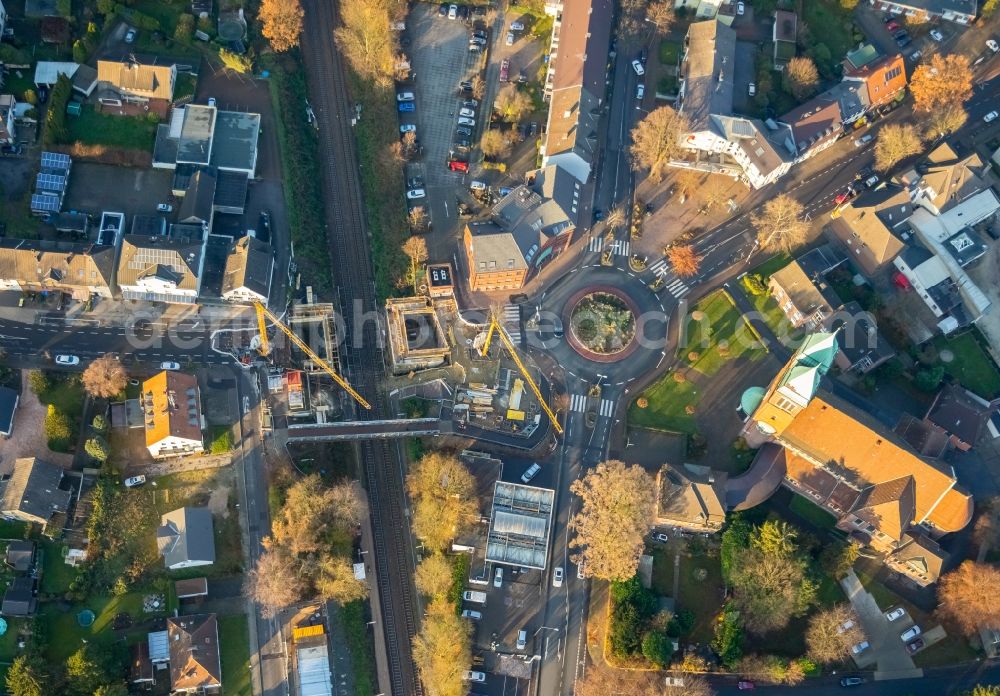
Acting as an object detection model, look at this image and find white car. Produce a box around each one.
[470,180,486,191]
[851,640,870,655]
[399,124,417,134]
[910,50,922,61]
[461,609,482,620]
[396,91,415,102]
[900,625,922,642]
[631,59,645,76]
[55,354,80,366]
[457,116,475,127]
[654,532,669,543]
[854,134,873,148]
[929,29,943,41]
[737,1,745,15]
[448,3,457,19]
[521,463,540,483]
[156,203,173,213]
[885,607,906,622]
[988,39,999,53]
[506,31,514,46]
[577,560,586,579]
[636,83,645,100]
[459,107,475,118]
[552,566,564,587]
[124,475,146,488]
[207,97,217,107]
[160,361,181,370]
[406,188,426,200]
[462,671,486,683]
[748,82,756,97]
[510,20,524,30]
[494,566,503,588]
[985,111,999,123]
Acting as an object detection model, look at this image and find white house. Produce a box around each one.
[221,236,273,304]
[156,507,215,570]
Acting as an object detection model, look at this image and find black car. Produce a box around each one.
[840,676,866,687]
[472,29,487,39]
[456,4,468,18]
[897,35,912,48]
[456,126,472,137]
[439,3,448,15]
[906,638,924,654]
[892,29,908,39]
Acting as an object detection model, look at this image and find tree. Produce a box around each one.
[783,56,820,100]
[874,123,923,172]
[28,370,49,395]
[751,519,797,556]
[271,476,365,556]
[45,404,72,447]
[923,104,967,140]
[6,655,48,696]
[415,553,454,599]
[313,555,368,605]
[480,129,513,159]
[335,0,400,88]
[819,541,858,579]
[66,645,107,696]
[910,53,973,113]
[604,205,626,233]
[840,0,860,7]
[412,598,473,696]
[630,106,690,183]
[737,654,803,685]
[243,544,308,618]
[219,48,253,74]
[92,413,109,433]
[667,244,702,278]
[984,0,1000,15]
[749,194,809,253]
[82,354,127,399]
[401,236,429,295]
[408,206,428,233]
[259,0,304,52]
[641,630,673,666]
[938,561,1000,636]
[96,0,115,15]
[85,436,110,462]
[494,84,532,122]
[968,687,1000,696]
[471,75,486,101]
[645,0,675,35]
[406,453,479,552]
[72,40,87,64]
[806,604,864,664]
[675,168,701,198]
[569,460,655,581]
[175,13,196,42]
[915,364,945,392]
[93,686,129,696]
[712,605,743,667]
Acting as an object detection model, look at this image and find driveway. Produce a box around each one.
[841,570,921,677]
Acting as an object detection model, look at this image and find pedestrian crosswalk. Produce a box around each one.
[588,237,604,252]
[570,393,588,412]
[664,278,690,299]
[610,240,630,257]
[503,304,521,343]
[587,237,630,256]
[649,258,669,277]
[598,399,615,418]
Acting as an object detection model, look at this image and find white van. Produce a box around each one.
[521,463,541,483]
[516,629,527,650]
[463,590,487,604]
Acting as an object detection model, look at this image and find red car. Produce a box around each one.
[500,58,510,82]
[448,160,469,172]
[886,20,901,31]
[738,681,755,690]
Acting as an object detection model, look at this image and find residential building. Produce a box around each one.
[673,0,725,19]
[96,59,176,107]
[141,371,204,458]
[844,54,907,112]
[167,614,222,693]
[117,226,206,304]
[741,332,972,585]
[0,457,72,526]
[828,300,896,374]
[157,507,215,569]
[33,61,98,98]
[772,10,797,66]
[0,384,17,437]
[826,185,910,277]
[463,223,529,292]
[843,43,881,72]
[655,466,727,532]
[899,143,992,216]
[0,239,116,299]
[778,95,844,162]
[875,0,977,24]
[5,540,35,572]
[0,94,15,144]
[426,263,455,298]
[221,236,273,304]
[1,576,36,616]
[884,532,947,587]
[0,1,7,40]
[540,0,612,183]
[175,577,209,600]
[768,259,842,330]
[924,383,1000,451]
[129,642,156,686]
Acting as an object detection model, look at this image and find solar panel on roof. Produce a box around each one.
[35,173,66,192]
[40,151,71,171]
[732,119,755,138]
[31,194,61,213]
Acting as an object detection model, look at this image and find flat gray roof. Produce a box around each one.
[485,481,554,570]
[209,110,260,175]
[177,105,215,166]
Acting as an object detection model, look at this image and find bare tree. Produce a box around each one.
[81,353,127,399]
[244,544,307,618]
[569,460,655,581]
[874,123,923,172]
[408,206,428,233]
[938,561,1000,636]
[667,244,702,277]
[645,0,675,35]
[494,84,533,122]
[414,553,454,599]
[630,106,690,183]
[806,604,864,664]
[334,0,400,88]
[259,0,304,52]
[910,53,973,113]
[472,75,486,101]
[401,130,418,159]
[401,236,429,294]
[412,598,473,696]
[312,555,368,605]
[749,194,809,253]
[782,56,820,100]
[923,104,968,140]
[406,452,479,552]
[675,168,702,199]
[604,205,626,233]
[271,476,365,556]
[480,129,513,159]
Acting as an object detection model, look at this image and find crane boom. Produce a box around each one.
[255,301,270,356]
[480,317,563,435]
[253,302,371,410]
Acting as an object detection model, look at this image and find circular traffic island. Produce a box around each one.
[566,289,641,362]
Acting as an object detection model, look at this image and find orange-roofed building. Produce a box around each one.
[741,331,971,586]
[141,371,205,459]
[167,614,221,693]
[846,54,907,111]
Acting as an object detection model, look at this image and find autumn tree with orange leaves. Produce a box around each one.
[667,244,702,277]
[910,53,973,114]
[259,0,304,52]
[937,560,1000,636]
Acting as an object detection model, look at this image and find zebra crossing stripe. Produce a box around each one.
[649,259,668,277]
[599,399,615,418]
[571,394,587,412]
[588,237,603,252]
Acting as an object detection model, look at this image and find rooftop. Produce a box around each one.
[141,371,203,446]
[486,481,554,569]
[209,110,261,174]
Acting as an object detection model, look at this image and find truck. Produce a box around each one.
[462,590,487,604]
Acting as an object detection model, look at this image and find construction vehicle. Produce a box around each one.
[254,301,371,410]
[479,312,563,435]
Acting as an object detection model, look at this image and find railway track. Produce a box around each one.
[299,0,420,693]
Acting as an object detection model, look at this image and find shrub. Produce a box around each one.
[85,436,110,462]
[129,10,160,30]
[23,89,38,106]
[220,48,253,74]
[742,272,768,296]
[96,0,115,15]
[73,40,88,64]
[641,630,673,667]
[28,370,50,395]
[43,74,73,146]
[915,364,945,392]
[209,427,234,454]
[175,13,195,42]
[667,607,695,637]
[45,404,73,450]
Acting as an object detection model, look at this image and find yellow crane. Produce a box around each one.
[254,301,372,410]
[480,314,563,435]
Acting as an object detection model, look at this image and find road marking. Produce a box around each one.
[667,278,690,298]
[570,394,587,412]
[649,258,669,277]
[588,237,603,252]
[503,304,521,342]
[599,399,614,418]
[611,239,630,256]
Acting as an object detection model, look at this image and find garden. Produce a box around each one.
[570,292,637,355]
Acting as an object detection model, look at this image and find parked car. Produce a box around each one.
[885,607,906,622]
[863,174,881,189]
[552,567,564,587]
[124,475,147,488]
[396,91,415,102]
[851,640,870,655]
[892,29,908,39]
[55,354,80,366]
[208,97,217,107]
[457,4,468,18]
[896,35,912,48]
[909,49,922,61]
[459,107,475,118]
[439,3,448,15]
[654,532,668,543]
[929,29,943,41]
[516,628,527,651]
[462,671,486,683]
[853,133,873,148]
[906,638,924,654]
[984,111,998,123]
[156,203,173,212]
[631,59,645,76]
[493,567,503,588]
[886,20,901,31]
[840,676,866,687]
[510,20,524,30]
[456,126,472,137]
[448,3,458,19]
[124,27,137,43]
[500,59,510,82]
[468,43,482,52]
[406,188,426,200]
[461,609,482,620]
[736,1,745,15]
[470,180,486,192]
[160,361,181,370]
[748,82,756,96]
[449,160,469,172]
[988,39,999,53]
[737,681,754,691]
[398,102,415,113]
[506,31,514,45]
[900,625,922,642]
[636,83,645,100]
[521,463,541,482]
[460,80,473,92]
[463,99,479,108]
[469,36,486,46]
[399,124,417,134]
[1,144,23,156]
[458,116,475,127]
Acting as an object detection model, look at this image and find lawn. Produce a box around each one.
[932,331,1000,398]
[66,106,159,151]
[788,496,838,530]
[219,614,252,696]
[629,290,767,434]
[659,39,681,66]
[40,591,158,662]
[342,600,376,696]
[40,539,79,593]
[676,552,726,644]
[35,372,86,452]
